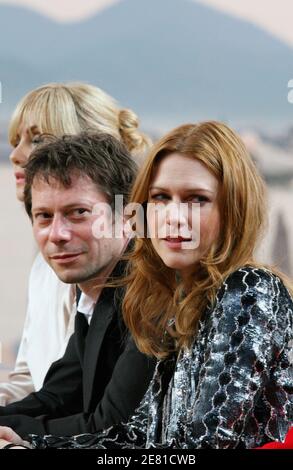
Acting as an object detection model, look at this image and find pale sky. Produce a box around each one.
[0,0,293,47]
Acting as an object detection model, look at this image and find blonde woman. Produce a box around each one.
[21,121,292,449]
[0,82,150,405]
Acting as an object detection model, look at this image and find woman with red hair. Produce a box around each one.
[2,121,292,449]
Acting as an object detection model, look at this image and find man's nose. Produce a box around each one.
[48,216,72,244]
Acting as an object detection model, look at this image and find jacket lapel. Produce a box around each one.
[82,288,115,410]
[74,288,89,362]
[75,312,89,362]
[81,254,129,411]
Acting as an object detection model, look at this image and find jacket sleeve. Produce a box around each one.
[0,336,155,440]
[0,330,84,436]
[29,378,153,449]
[29,391,152,449]
[184,269,293,448]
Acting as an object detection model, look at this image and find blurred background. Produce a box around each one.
[0,0,292,380]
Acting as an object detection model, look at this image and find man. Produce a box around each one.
[0,132,155,439]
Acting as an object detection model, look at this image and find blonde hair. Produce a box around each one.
[9,82,151,158]
[122,121,292,358]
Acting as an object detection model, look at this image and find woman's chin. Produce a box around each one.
[16,186,25,202]
[161,257,193,272]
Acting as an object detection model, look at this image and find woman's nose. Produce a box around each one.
[166,201,189,226]
[9,144,28,166]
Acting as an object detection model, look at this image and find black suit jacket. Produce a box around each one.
[0,260,155,438]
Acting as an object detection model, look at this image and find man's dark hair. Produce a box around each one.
[24,132,138,218]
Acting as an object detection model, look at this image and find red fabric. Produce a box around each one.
[256,427,293,449]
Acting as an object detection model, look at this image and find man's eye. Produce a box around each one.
[71,209,89,217]
[35,213,52,221]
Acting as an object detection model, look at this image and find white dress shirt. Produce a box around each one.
[77,292,96,325]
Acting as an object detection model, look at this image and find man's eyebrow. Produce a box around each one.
[32,203,92,213]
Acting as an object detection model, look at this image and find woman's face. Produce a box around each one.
[147,152,220,280]
[9,123,40,201]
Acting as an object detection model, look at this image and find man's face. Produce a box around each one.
[31,173,124,286]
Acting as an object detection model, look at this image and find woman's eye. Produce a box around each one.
[150,194,210,204]
[150,193,168,201]
[32,136,41,145]
[189,195,210,204]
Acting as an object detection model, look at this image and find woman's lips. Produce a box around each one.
[163,236,192,249]
[14,172,25,184]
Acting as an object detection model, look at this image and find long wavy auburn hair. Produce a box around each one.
[121,121,292,359]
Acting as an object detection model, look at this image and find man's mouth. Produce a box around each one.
[49,252,83,263]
